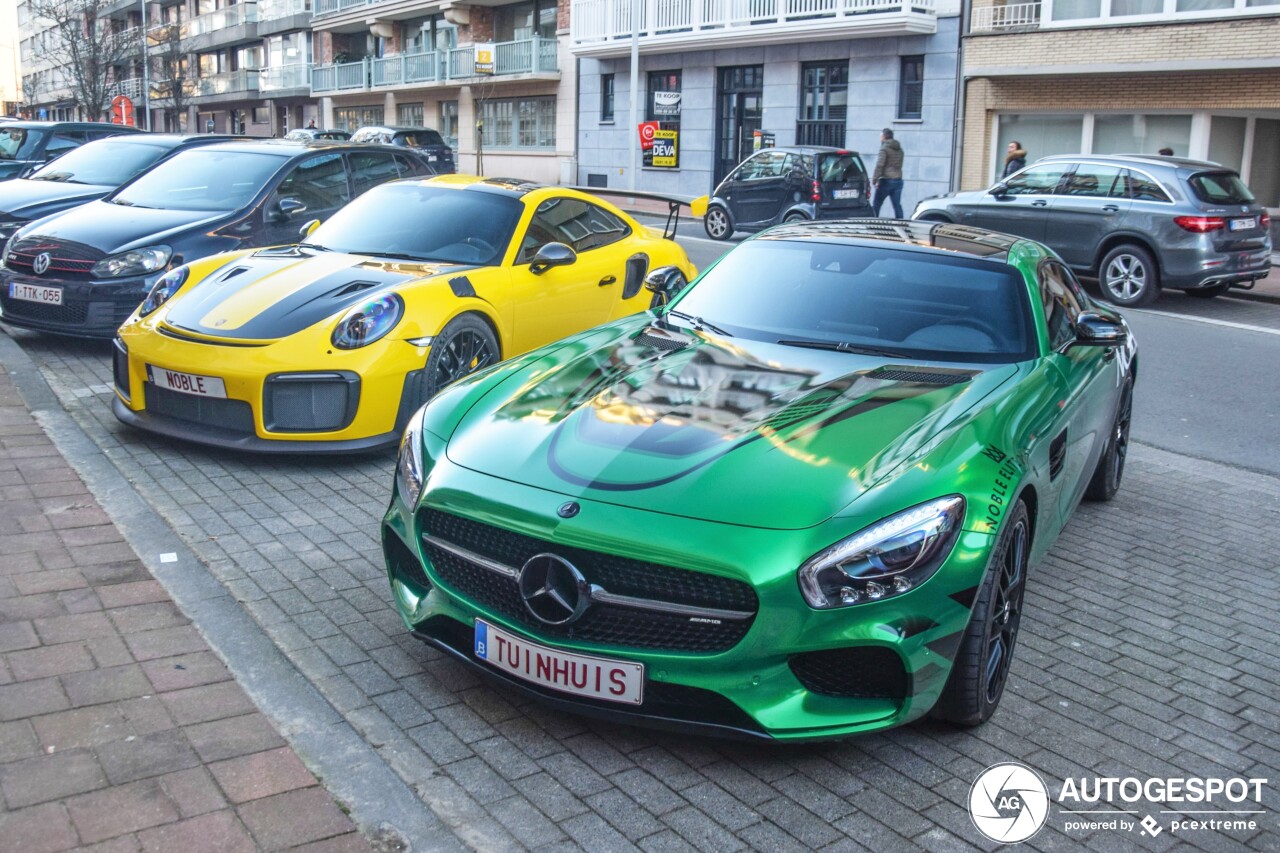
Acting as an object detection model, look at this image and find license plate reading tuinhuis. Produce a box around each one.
[146,365,228,399]
[474,619,644,704]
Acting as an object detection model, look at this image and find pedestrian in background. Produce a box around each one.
[1002,141,1027,178]
[871,128,905,218]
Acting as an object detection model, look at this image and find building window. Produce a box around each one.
[480,97,554,148]
[334,105,384,133]
[251,107,269,123]
[797,61,847,147]
[440,100,458,149]
[397,103,424,126]
[897,56,924,120]
[601,73,614,123]
[494,0,557,41]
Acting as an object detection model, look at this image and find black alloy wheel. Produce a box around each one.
[1085,379,1133,501]
[414,314,500,407]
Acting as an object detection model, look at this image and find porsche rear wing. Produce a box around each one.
[565,187,708,241]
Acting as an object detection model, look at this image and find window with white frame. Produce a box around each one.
[480,97,554,148]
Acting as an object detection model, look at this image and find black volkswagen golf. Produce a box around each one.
[0,133,235,247]
[0,140,435,338]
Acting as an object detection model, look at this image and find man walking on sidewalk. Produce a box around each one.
[872,128,905,219]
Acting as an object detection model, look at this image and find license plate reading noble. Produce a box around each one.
[1229,217,1257,232]
[8,282,63,305]
[474,620,644,705]
[833,189,860,199]
[146,365,227,399]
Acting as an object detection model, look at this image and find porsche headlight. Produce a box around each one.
[396,406,428,508]
[798,496,965,608]
[138,265,189,316]
[91,246,172,278]
[332,294,403,350]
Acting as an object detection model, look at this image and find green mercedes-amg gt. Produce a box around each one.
[381,220,1137,740]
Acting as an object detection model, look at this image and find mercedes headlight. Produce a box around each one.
[396,406,428,508]
[331,293,404,350]
[138,265,189,316]
[91,246,172,278]
[798,496,965,608]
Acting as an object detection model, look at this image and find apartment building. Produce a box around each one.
[570,0,962,211]
[309,0,574,181]
[962,0,1280,207]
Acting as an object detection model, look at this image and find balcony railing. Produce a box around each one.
[572,0,935,49]
[314,38,558,93]
[258,0,310,18]
[194,68,260,96]
[186,2,258,36]
[260,63,311,91]
[313,0,366,17]
[108,77,146,99]
[970,1,1041,29]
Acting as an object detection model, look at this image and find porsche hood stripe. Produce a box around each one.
[163,252,465,340]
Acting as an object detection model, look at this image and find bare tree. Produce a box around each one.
[149,22,193,132]
[27,0,141,120]
[20,75,38,118]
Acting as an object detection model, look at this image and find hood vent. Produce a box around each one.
[333,280,379,297]
[635,327,690,352]
[215,266,250,283]
[866,366,975,386]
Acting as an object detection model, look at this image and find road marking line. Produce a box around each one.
[1127,308,1280,336]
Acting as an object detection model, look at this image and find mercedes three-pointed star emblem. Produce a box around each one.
[517,553,591,625]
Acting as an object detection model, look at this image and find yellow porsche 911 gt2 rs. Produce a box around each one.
[112,175,698,451]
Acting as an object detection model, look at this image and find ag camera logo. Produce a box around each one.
[969,762,1051,843]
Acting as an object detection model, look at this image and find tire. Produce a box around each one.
[703,205,733,241]
[933,500,1031,727]
[408,314,500,410]
[1084,379,1133,502]
[1185,282,1232,299]
[1099,244,1160,307]
[783,211,807,223]
[916,213,953,223]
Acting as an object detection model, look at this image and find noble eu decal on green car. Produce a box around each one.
[381,220,1137,740]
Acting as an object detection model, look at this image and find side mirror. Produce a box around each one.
[1070,312,1126,347]
[274,197,307,222]
[529,242,576,275]
[298,218,321,240]
[643,265,689,308]
[988,182,1009,197]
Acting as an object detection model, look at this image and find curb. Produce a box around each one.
[0,330,465,853]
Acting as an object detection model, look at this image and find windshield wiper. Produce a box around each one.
[346,249,434,262]
[666,310,732,337]
[296,242,331,252]
[776,339,910,358]
[30,172,77,183]
[109,198,150,208]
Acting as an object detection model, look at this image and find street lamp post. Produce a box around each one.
[140,0,151,129]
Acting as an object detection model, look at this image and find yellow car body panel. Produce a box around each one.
[113,177,697,451]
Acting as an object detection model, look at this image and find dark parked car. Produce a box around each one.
[285,128,351,142]
[0,140,436,338]
[700,146,872,240]
[349,126,454,173]
[0,121,144,182]
[0,134,235,247]
[913,153,1273,306]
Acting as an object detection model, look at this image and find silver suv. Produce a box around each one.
[913,154,1272,306]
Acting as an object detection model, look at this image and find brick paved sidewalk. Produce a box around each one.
[0,366,371,852]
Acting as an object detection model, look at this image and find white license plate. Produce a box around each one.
[427,155,438,162]
[8,281,63,305]
[147,365,227,399]
[1229,216,1257,232]
[832,189,860,200]
[474,619,644,705]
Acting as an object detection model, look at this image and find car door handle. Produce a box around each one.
[598,275,616,287]
[1031,200,1048,207]
[1102,204,1120,213]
